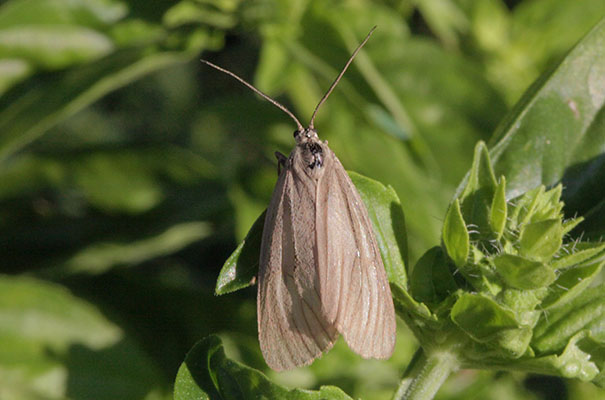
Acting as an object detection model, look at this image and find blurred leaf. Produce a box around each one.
[465,0,510,53]
[59,221,211,275]
[109,19,165,47]
[215,171,408,295]
[0,146,216,206]
[466,0,605,104]
[413,0,468,47]
[74,153,164,213]
[0,275,167,400]
[0,0,128,28]
[174,335,353,400]
[0,48,198,160]
[0,26,114,69]
[511,0,605,70]
[365,38,506,183]
[0,145,225,275]
[164,0,237,29]
[0,58,31,93]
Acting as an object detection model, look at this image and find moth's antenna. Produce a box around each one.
[201,59,304,132]
[308,26,376,130]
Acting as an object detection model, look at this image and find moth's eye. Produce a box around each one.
[293,130,300,138]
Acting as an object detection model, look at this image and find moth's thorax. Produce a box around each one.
[291,128,327,178]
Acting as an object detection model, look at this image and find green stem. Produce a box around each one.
[393,349,459,400]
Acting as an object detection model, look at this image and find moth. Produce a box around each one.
[202,27,396,371]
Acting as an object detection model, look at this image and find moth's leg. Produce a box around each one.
[275,151,287,175]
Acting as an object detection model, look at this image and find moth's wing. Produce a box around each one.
[257,165,338,371]
[316,151,396,359]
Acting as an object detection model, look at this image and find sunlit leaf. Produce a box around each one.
[442,199,469,267]
[0,26,114,69]
[0,0,127,28]
[451,293,519,342]
[490,176,507,239]
[492,254,555,290]
[518,219,563,261]
[60,222,211,275]
[532,285,605,354]
[488,19,605,210]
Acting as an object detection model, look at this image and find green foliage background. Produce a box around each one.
[1,0,604,399]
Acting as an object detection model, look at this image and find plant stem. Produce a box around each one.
[393,349,459,400]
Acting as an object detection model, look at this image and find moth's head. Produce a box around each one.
[294,128,319,145]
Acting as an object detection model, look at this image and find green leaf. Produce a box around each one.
[490,176,507,239]
[457,142,498,240]
[215,211,264,295]
[533,284,605,354]
[164,0,237,29]
[561,216,584,236]
[533,184,563,222]
[348,171,408,287]
[519,219,563,261]
[541,260,604,310]
[0,58,31,94]
[520,331,600,383]
[59,222,211,275]
[0,26,114,69]
[492,254,555,290]
[409,246,457,304]
[0,0,128,28]
[0,275,166,400]
[174,335,353,400]
[508,186,543,230]
[458,141,497,203]
[488,18,605,202]
[390,282,437,323]
[215,172,408,294]
[442,199,469,267]
[0,48,199,161]
[552,241,605,270]
[451,293,519,342]
[414,0,468,47]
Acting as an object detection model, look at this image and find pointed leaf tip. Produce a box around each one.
[443,199,469,267]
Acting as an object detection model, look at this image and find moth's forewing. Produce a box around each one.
[316,147,396,359]
[257,147,337,371]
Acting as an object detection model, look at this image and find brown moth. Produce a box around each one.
[202,27,396,371]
